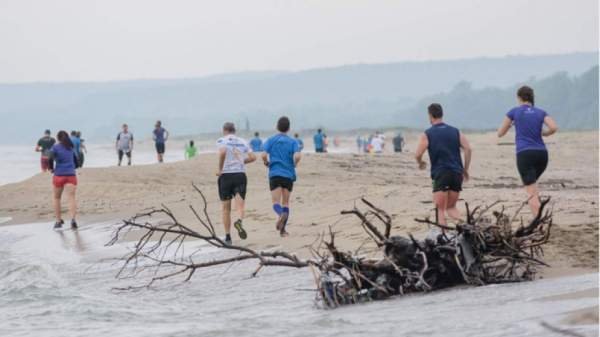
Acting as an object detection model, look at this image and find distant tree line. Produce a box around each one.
[402,66,599,130]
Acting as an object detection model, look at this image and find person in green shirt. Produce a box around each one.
[185,140,198,159]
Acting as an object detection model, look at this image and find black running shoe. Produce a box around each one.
[234,219,247,240]
[71,219,78,229]
[53,219,64,229]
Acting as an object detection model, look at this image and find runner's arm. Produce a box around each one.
[414,133,428,169]
[164,129,169,141]
[294,152,301,167]
[497,117,512,137]
[217,147,226,175]
[129,135,134,152]
[244,152,256,164]
[460,132,472,181]
[48,150,55,172]
[542,116,558,137]
[261,152,269,166]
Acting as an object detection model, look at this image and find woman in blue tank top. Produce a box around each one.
[497,86,558,217]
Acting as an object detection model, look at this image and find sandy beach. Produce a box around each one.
[1,130,598,274]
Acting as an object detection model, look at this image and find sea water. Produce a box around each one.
[0,142,199,186]
[0,221,597,337]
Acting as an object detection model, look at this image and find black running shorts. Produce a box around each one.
[516,150,548,186]
[432,171,463,193]
[218,173,247,201]
[118,150,132,160]
[155,142,165,154]
[269,176,294,192]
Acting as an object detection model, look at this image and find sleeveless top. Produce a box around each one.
[425,123,463,178]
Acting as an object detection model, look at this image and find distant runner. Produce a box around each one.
[76,131,86,167]
[262,117,302,237]
[371,134,384,154]
[393,132,405,153]
[250,132,263,152]
[70,131,82,168]
[313,129,324,153]
[294,133,304,152]
[216,122,256,245]
[36,129,56,172]
[497,86,558,216]
[153,121,169,163]
[415,103,472,239]
[49,130,79,229]
[116,124,134,166]
[185,140,197,159]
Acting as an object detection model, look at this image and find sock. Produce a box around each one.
[282,206,289,214]
[225,233,231,240]
[273,204,282,215]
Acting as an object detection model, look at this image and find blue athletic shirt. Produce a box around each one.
[263,133,300,180]
[249,137,263,152]
[506,104,547,153]
[70,136,81,154]
[313,132,324,150]
[425,123,463,179]
[51,143,77,176]
[153,127,167,143]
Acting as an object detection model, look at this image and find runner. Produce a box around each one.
[250,132,263,152]
[294,133,304,152]
[153,120,169,163]
[70,131,82,168]
[371,134,384,154]
[313,129,324,153]
[116,124,134,166]
[262,117,302,237]
[48,130,79,229]
[216,122,256,245]
[185,140,198,159]
[35,129,56,172]
[415,103,472,239]
[497,86,558,216]
[77,131,86,168]
[393,132,405,153]
[356,135,363,153]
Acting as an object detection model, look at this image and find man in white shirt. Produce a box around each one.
[371,135,384,153]
[116,124,134,166]
[216,122,256,245]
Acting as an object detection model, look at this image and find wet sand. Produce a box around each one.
[0,130,598,275]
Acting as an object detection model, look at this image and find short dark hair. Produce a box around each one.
[70,130,77,136]
[254,132,259,137]
[277,116,290,133]
[44,129,51,135]
[223,122,236,133]
[428,103,443,119]
[317,128,322,133]
[190,140,194,146]
[517,86,535,105]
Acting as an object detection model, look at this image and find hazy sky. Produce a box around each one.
[0,0,597,83]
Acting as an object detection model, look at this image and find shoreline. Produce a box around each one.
[1,130,598,274]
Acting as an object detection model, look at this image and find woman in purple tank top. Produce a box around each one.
[497,86,558,217]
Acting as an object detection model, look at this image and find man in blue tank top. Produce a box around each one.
[415,103,472,238]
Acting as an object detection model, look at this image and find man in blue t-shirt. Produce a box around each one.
[313,129,324,153]
[415,103,472,240]
[249,132,263,152]
[69,131,82,168]
[153,120,169,163]
[294,133,304,152]
[262,116,302,237]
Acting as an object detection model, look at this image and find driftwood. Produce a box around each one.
[107,184,553,308]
